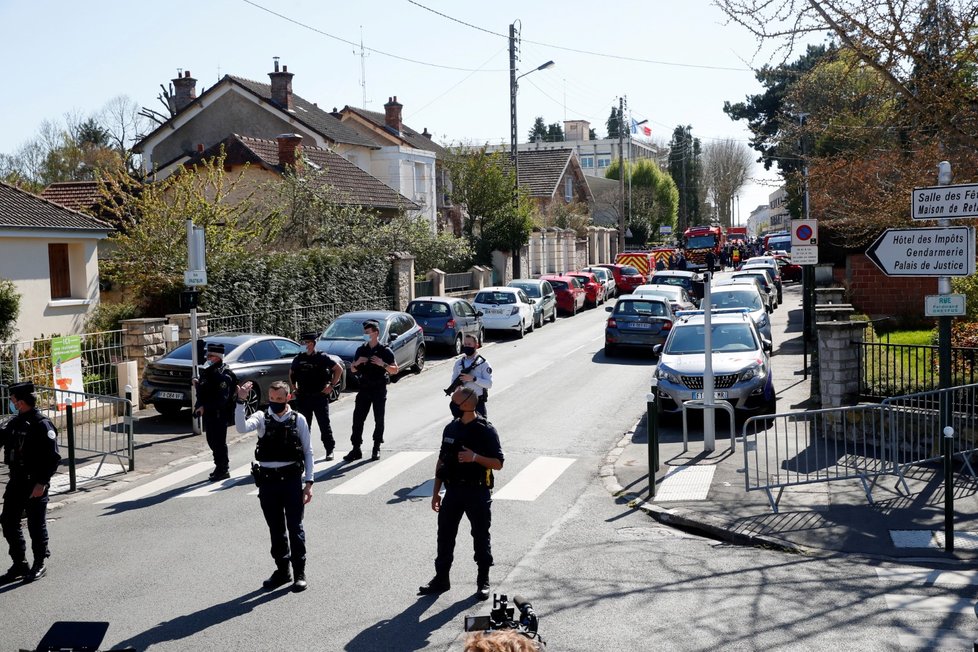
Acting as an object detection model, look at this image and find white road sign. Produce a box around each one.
[791,219,817,246]
[866,226,975,277]
[912,183,978,220]
[925,294,966,317]
[791,245,818,265]
[184,269,207,286]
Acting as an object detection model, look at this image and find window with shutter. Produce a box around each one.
[48,243,71,299]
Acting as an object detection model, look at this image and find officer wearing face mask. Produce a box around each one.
[419,387,504,601]
[236,380,314,593]
[193,342,235,481]
[447,334,492,419]
[0,382,61,584]
[344,319,397,462]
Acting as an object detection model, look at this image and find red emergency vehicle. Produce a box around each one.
[681,226,724,269]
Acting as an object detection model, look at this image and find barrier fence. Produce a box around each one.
[1,383,133,494]
[742,384,978,512]
[0,330,125,397]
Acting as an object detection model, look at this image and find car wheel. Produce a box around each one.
[413,345,426,373]
[534,312,542,329]
[478,327,485,346]
[452,335,464,357]
[516,319,525,339]
[328,382,342,403]
[570,302,577,317]
[154,401,184,418]
[549,306,557,323]
[604,343,616,357]
[244,381,261,416]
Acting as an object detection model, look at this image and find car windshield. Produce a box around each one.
[587,269,608,281]
[511,283,541,298]
[710,290,763,311]
[621,266,640,275]
[616,300,668,317]
[324,318,387,340]
[666,323,757,354]
[475,291,516,305]
[650,276,688,288]
[548,280,568,291]
[686,235,716,249]
[733,273,769,288]
[165,340,241,360]
[407,302,450,317]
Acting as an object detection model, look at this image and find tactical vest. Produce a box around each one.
[255,412,303,464]
[437,416,495,488]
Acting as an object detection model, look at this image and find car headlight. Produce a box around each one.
[739,363,764,382]
[655,366,681,384]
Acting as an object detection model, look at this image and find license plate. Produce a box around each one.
[156,391,184,400]
[490,307,507,315]
[423,335,434,342]
[629,322,651,329]
[692,391,727,400]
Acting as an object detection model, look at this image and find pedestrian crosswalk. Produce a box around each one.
[94,451,576,505]
[876,565,978,651]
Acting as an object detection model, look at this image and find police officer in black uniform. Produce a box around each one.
[194,342,235,481]
[344,319,398,462]
[235,380,314,593]
[290,332,342,461]
[419,387,504,600]
[0,382,61,583]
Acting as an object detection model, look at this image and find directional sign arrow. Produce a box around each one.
[866,226,975,277]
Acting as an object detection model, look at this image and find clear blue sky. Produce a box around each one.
[0,0,789,215]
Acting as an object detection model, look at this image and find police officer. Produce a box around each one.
[290,332,342,461]
[419,387,504,601]
[344,319,398,462]
[0,382,61,583]
[448,334,492,419]
[193,342,235,481]
[235,380,314,593]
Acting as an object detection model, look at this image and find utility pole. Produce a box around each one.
[509,22,521,279]
[617,96,626,252]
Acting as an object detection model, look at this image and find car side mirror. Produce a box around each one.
[605,306,613,312]
[653,344,663,355]
[762,338,772,352]
[476,311,484,317]
[389,333,399,342]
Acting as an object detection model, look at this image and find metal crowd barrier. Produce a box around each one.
[742,384,978,512]
[1,384,133,493]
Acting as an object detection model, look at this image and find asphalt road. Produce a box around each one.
[1,284,973,651]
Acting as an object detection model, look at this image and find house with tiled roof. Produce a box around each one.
[500,148,592,211]
[0,181,113,340]
[40,181,102,213]
[133,61,437,230]
[337,98,451,230]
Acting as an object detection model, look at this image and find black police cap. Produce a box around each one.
[299,331,319,342]
[362,320,380,331]
[8,381,35,399]
[206,343,225,355]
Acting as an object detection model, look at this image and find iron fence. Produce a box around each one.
[445,272,473,293]
[414,280,434,297]
[859,340,978,400]
[208,296,394,340]
[0,330,125,397]
[1,384,133,494]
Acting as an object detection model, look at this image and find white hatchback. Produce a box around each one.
[473,286,535,338]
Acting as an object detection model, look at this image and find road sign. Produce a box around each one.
[912,183,978,220]
[184,269,207,286]
[925,294,966,317]
[791,245,818,265]
[791,219,817,246]
[866,226,975,276]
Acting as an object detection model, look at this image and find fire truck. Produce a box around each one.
[681,225,724,270]
[725,226,748,244]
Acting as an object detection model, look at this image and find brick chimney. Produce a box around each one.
[384,96,403,134]
[269,58,294,112]
[171,70,197,113]
[421,128,432,140]
[276,133,303,169]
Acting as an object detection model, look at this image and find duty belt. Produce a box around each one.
[257,464,301,480]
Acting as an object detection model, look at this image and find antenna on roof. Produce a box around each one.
[354,26,370,109]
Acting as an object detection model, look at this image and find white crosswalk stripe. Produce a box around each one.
[882,593,975,614]
[877,565,978,650]
[95,461,213,504]
[876,566,978,588]
[327,451,433,495]
[492,456,575,501]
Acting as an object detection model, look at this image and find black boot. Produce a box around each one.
[476,568,490,601]
[418,574,450,595]
[263,561,292,590]
[292,562,307,593]
[0,561,30,584]
[371,445,381,461]
[323,445,334,462]
[343,448,362,462]
[25,562,46,583]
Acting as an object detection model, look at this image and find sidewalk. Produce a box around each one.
[607,283,978,562]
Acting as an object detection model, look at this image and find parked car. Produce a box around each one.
[509,279,558,328]
[540,275,586,316]
[566,271,606,308]
[706,284,773,341]
[632,284,697,313]
[604,295,675,357]
[472,286,535,338]
[407,296,484,356]
[653,310,776,421]
[581,266,616,298]
[772,254,803,283]
[596,263,645,295]
[646,270,705,304]
[140,333,346,417]
[741,257,783,303]
[315,310,426,384]
[726,270,778,310]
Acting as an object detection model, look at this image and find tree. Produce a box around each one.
[606,159,678,245]
[0,279,20,342]
[702,139,754,228]
[545,123,564,142]
[606,107,622,139]
[528,117,547,142]
[667,126,703,231]
[588,128,598,140]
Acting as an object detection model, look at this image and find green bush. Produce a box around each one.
[0,278,21,342]
[84,302,142,332]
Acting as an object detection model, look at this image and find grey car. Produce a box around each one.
[315,310,425,384]
[508,279,558,328]
[604,295,675,357]
[705,285,772,341]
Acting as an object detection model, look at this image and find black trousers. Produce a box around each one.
[351,386,387,449]
[435,484,493,577]
[294,392,334,451]
[449,395,487,419]
[257,465,305,568]
[203,415,228,473]
[1,476,50,565]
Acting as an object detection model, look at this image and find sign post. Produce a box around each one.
[186,219,206,436]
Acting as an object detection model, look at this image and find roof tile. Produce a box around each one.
[0,181,113,232]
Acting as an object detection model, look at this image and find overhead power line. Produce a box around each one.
[406,0,753,72]
[241,0,506,73]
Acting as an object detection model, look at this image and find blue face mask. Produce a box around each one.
[363,334,371,342]
[7,400,16,413]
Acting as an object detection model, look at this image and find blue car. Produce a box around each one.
[315,310,426,384]
[407,297,484,356]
